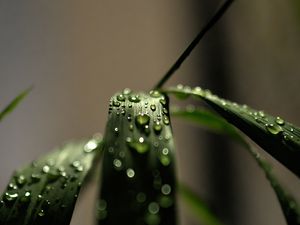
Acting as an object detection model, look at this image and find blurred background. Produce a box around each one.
[0,0,300,224]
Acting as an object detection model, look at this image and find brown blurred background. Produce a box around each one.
[0,0,300,225]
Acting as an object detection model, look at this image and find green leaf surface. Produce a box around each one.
[0,87,32,122]
[98,89,177,225]
[0,134,102,225]
[172,105,300,224]
[165,85,300,178]
[178,183,225,225]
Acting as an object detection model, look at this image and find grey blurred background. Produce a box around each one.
[0,0,300,225]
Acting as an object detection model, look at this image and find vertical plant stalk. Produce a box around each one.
[154,0,234,89]
[98,90,177,225]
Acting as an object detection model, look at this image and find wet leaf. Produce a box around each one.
[165,85,300,178]
[0,87,32,122]
[0,134,102,225]
[98,89,177,225]
[172,104,300,224]
[178,183,225,225]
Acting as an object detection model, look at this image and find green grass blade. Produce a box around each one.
[98,89,177,225]
[172,105,300,224]
[0,134,102,225]
[165,85,300,178]
[178,183,225,225]
[0,87,32,122]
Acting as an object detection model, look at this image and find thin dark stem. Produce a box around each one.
[154,0,234,89]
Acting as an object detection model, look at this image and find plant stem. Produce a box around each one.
[154,0,234,89]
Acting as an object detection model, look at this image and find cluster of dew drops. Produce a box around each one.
[0,134,102,219]
[98,88,175,224]
[107,88,173,173]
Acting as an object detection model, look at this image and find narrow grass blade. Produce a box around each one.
[172,105,300,224]
[178,183,225,225]
[98,89,177,225]
[0,134,102,225]
[165,85,300,178]
[0,87,32,122]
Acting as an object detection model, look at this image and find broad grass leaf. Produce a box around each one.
[98,90,177,225]
[165,85,300,178]
[172,105,300,224]
[0,87,32,122]
[0,135,102,225]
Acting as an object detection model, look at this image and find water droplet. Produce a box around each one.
[159,196,173,208]
[47,170,61,182]
[161,184,171,195]
[265,123,283,135]
[117,94,126,102]
[127,138,150,154]
[76,166,84,172]
[98,199,107,210]
[150,104,156,111]
[113,159,122,170]
[162,148,169,155]
[84,139,98,153]
[113,100,121,107]
[160,156,171,166]
[148,202,160,214]
[162,108,168,114]
[20,191,31,203]
[275,117,285,126]
[159,98,167,106]
[258,111,265,117]
[153,122,162,134]
[176,84,183,89]
[126,168,135,178]
[114,127,119,135]
[42,165,50,174]
[129,124,134,131]
[135,114,150,126]
[193,86,203,94]
[72,161,81,168]
[3,192,18,203]
[123,88,132,95]
[163,116,170,125]
[30,174,40,184]
[136,192,147,203]
[149,90,162,98]
[145,214,161,225]
[128,95,140,103]
[38,209,45,217]
[8,183,17,190]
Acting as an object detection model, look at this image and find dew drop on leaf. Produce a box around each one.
[3,192,18,203]
[135,114,150,127]
[84,139,98,153]
[126,168,135,178]
[265,123,283,135]
[42,165,50,174]
[117,94,126,102]
[161,184,171,195]
[136,192,146,203]
[153,122,162,134]
[275,116,285,126]
[149,90,162,98]
[150,104,156,111]
[148,202,160,214]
